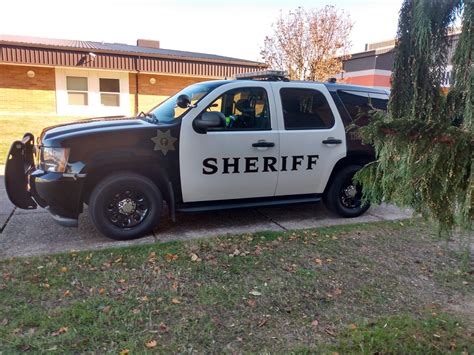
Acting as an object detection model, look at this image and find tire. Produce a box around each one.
[89,172,162,240]
[324,165,370,218]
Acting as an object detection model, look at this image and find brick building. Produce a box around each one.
[339,33,459,89]
[0,35,265,118]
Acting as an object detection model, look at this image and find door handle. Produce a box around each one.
[322,138,342,144]
[252,141,275,148]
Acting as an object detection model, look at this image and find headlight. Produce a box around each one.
[40,147,70,173]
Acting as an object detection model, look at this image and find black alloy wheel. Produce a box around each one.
[339,178,363,209]
[105,188,150,228]
[323,164,370,218]
[89,172,162,240]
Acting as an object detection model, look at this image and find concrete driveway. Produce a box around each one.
[0,173,412,259]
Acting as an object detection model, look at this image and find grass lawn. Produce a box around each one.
[0,116,80,165]
[0,220,472,353]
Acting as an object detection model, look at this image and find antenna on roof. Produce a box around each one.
[234,70,289,81]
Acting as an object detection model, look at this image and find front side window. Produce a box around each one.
[280,88,335,130]
[205,87,271,130]
[100,78,120,107]
[66,76,88,106]
[149,81,226,123]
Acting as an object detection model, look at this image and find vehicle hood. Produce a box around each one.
[39,116,155,146]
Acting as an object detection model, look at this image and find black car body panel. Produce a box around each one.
[4,133,37,210]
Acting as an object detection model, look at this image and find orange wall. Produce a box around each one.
[341,74,391,88]
[0,64,57,114]
[130,73,212,114]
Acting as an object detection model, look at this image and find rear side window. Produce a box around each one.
[280,88,335,130]
[337,90,388,126]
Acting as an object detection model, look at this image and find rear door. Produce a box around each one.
[179,82,280,202]
[272,82,346,196]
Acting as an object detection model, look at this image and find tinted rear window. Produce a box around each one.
[280,88,335,130]
[337,90,388,125]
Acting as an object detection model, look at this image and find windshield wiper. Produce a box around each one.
[138,111,159,123]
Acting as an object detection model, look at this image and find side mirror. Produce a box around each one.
[194,112,225,131]
[176,94,192,109]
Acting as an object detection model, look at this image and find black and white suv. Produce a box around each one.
[5,70,389,240]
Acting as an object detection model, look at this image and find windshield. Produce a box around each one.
[148,81,227,123]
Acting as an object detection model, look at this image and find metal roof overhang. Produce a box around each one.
[0,43,266,78]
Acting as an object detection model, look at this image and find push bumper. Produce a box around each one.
[4,133,84,227]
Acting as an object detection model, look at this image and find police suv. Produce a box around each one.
[5,70,389,240]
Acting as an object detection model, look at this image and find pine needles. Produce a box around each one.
[355,0,473,235]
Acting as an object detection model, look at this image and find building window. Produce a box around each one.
[66,76,88,106]
[100,78,120,107]
[280,88,335,130]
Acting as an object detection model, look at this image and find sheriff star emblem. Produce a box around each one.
[151,130,177,156]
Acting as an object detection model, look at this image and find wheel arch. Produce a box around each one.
[324,152,375,196]
[82,159,176,220]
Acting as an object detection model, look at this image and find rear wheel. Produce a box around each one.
[324,165,370,218]
[89,172,162,240]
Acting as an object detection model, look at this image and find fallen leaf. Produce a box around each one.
[119,349,130,355]
[145,339,157,348]
[171,298,181,304]
[102,305,111,314]
[247,299,257,307]
[190,253,201,262]
[60,267,68,273]
[170,282,178,291]
[52,326,68,336]
[58,326,68,334]
[249,290,262,296]
[63,290,72,297]
[165,253,178,262]
[159,322,169,332]
[114,257,122,263]
[325,328,336,336]
[132,308,140,314]
[311,320,319,330]
[43,283,50,289]
[314,258,323,265]
[98,288,106,295]
[349,323,357,330]
[334,288,342,296]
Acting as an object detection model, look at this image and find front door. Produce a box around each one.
[272,83,347,196]
[179,83,280,203]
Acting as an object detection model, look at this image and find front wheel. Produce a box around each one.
[89,172,162,240]
[324,165,370,218]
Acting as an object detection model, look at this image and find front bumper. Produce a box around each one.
[4,134,84,226]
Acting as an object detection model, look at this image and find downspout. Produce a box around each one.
[134,55,140,115]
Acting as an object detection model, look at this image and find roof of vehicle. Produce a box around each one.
[220,78,390,95]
